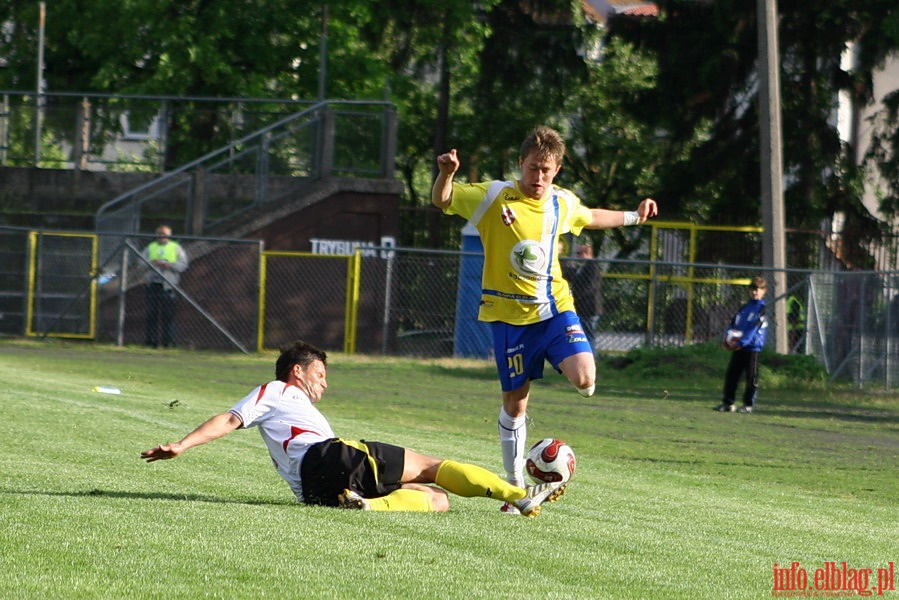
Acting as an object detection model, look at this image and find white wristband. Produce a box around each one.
[623,211,641,226]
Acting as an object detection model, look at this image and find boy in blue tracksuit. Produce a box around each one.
[717,277,768,413]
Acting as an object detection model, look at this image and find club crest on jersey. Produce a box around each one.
[510,240,548,277]
[501,205,516,226]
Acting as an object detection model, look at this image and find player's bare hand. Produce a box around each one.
[435,149,460,176]
[637,198,658,222]
[141,443,182,462]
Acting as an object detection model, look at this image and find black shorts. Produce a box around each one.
[300,438,405,506]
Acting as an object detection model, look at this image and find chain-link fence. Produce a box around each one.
[96,234,262,352]
[24,231,98,338]
[261,251,357,353]
[365,249,899,389]
[0,228,263,351]
[803,270,899,387]
[4,227,899,388]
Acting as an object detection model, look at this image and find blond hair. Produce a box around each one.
[520,126,566,165]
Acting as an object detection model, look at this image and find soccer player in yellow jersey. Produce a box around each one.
[432,126,658,513]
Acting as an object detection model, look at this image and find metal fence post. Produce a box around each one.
[0,94,8,164]
[115,245,130,347]
[381,251,396,354]
[319,107,335,179]
[74,97,91,170]
[188,169,206,235]
[256,132,270,205]
[381,107,397,178]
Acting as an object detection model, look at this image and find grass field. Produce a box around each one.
[1,339,897,599]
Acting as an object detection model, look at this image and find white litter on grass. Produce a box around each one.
[92,386,121,395]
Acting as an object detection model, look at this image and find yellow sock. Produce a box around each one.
[365,489,433,512]
[435,460,526,502]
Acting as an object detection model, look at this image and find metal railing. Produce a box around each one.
[1,91,310,169]
[1,91,393,171]
[0,91,397,236]
[93,99,396,236]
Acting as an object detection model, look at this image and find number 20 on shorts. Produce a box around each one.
[507,353,524,377]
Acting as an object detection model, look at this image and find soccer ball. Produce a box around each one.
[725,329,743,344]
[723,329,743,350]
[526,438,576,483]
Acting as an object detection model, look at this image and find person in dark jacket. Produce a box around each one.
[561,241,600,352]
[717,276,768,413]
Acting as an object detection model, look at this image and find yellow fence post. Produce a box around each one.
[642,222,763,345]
[26,230,98,339]
[25,231,37,336]
[685,224,698,344]
[647,225,659,345]
[343,249,362,354]
[256,251,269,353]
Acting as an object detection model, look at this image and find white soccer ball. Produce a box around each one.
[526,438,576,483]
[725,329,743,345]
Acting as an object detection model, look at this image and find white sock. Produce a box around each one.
[576,384,595,398]
[498,408,527,487]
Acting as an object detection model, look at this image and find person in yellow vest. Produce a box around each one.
[143,225,189,348]
[786,293,806,353]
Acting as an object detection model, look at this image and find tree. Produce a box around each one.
[8,0,896,265]
[350,0,499,247]
[0,1,403,166]
[611,0,899,267]
[563,37,672,258]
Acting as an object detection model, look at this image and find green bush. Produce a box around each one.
[605,342,828,386]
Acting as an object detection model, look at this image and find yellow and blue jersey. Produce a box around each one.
[445,180,592,325]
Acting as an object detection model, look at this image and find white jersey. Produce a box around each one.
[228,380,335,502]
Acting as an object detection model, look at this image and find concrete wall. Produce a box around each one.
[0,167,157,229]
[0,167,405,249]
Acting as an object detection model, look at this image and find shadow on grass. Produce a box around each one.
[3,488,297,506]
[541,377,899,427]
[424,364,498,381]
[759,406,899,426]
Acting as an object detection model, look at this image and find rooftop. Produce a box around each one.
[582,0,659,24]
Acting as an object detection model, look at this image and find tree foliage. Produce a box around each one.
[612,0,899,266]
[2,1,899,261]
[562,38,672,257]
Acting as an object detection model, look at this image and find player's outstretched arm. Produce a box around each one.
[586,198,658,229]
[141,412,242,462]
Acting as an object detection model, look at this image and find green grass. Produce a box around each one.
[1,339,897,599]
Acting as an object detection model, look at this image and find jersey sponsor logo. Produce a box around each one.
[568,335,587,343]
[510,240,548,278]
[487,288,539,301]
[506,272,545,284]
[565,324,585,335]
